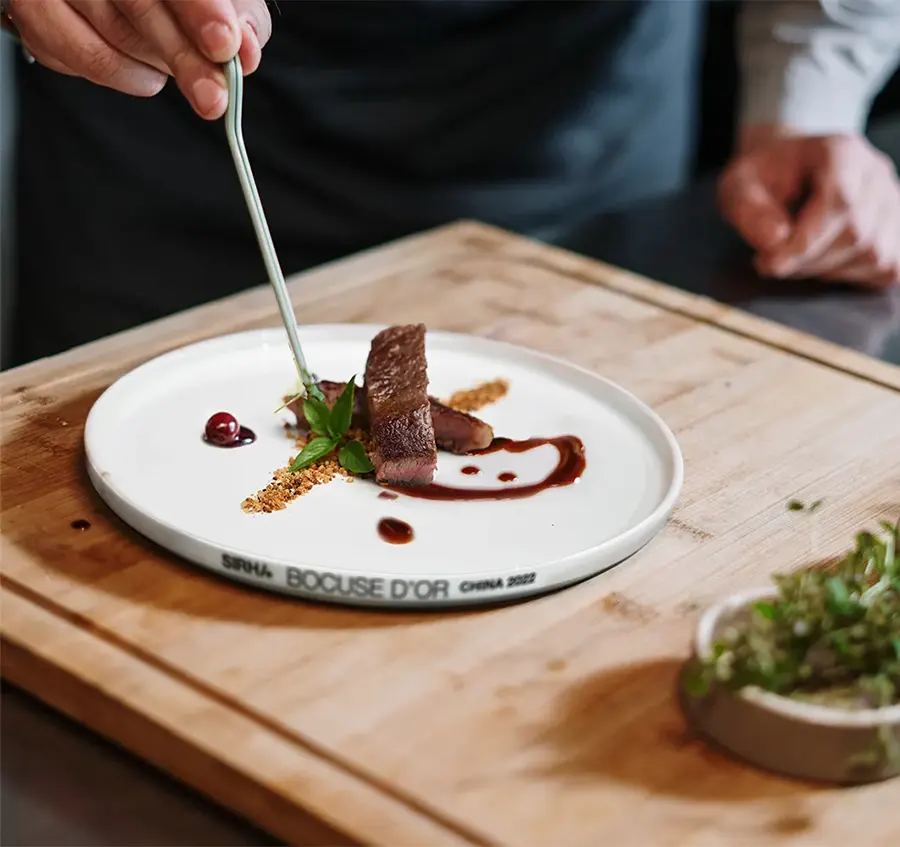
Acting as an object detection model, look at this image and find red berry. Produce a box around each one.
[205,412,239,445]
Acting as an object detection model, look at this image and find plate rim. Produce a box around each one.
[84,324,684,603]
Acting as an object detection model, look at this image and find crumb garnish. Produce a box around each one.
[444,379,509,413]
[242,429,372,513]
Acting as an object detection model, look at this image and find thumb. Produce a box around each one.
[717,160,793,253]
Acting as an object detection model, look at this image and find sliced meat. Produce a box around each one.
[364,324,437,485]
[429,399,494,453]
[290,383,493,455]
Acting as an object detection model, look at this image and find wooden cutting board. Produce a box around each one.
[2,221,899,846]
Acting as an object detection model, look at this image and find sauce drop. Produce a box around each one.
[461,465,481,476]
[204,412,256,448]
[377,517,414,544]
[387,436,585,502]
[70,519,92,531]
[378,491,399,500]
[498,471,518,483]
[232,426,257,446]
[203,425,256,447]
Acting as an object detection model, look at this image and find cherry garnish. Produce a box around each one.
[205,412,239,445]
[204,412,256,448]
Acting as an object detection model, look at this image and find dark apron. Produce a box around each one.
[12,0,701,364]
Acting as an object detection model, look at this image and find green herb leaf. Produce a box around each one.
[753,600,777,621]
[826,576,855,617]
[307,383,326,403]
[338,439,375,475]
[302,397,332,436]
[329,377,357,437]
[289,436,338,472]
[787,499,805,511]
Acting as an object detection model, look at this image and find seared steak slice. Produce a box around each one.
[290,382,493,455]
[365,324,437,485]
[429,399,494,453]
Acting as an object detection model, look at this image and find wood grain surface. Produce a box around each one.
[2,221,899,846]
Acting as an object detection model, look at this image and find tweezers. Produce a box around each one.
[223,55,318,396]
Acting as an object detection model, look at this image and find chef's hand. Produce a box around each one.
[9,0,272,119]
[717,127,900,289]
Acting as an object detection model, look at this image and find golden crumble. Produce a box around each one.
[241,429,372,514]
[444,379,509,413]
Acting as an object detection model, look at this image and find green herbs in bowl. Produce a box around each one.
[681,518,900,784]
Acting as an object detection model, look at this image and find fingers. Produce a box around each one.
[759,143,869,275]
[232,0,271,72]
[819,258,900,289]
[162,0,241,62]
[717,159,793,253]
[11,0,167,96]
[70,0,170,75]
[780,189,884,279]
[236,17,260,73]
[142,0,271,74]
[754,183,846,277]
[736,135,900,288]
[19,41,78,76]
[116,0,230,118]
[232,0,271,45]
[817,199,900,289]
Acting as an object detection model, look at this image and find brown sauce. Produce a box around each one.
[498,471,518,483]
[388,436,585,502]
[70,519,92,531]
[378,491,399,501]
[229,426,256,447]
[203,426,256,448]
[461,465,481,475]
[377,517,414,544]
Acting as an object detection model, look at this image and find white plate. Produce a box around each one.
[85,325,683,608]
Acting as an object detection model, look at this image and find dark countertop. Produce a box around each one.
[3,124,900,847]
[557,177,900,367]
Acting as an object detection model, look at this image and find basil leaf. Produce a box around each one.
[330,377,357,437]
[338,439,375,475]
[289,436,338,472]
[302,397,331,436]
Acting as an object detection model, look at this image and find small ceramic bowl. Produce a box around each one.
[680,587,900,784]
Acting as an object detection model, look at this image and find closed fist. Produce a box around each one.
[718,131,900,289]
[9,0,272,118]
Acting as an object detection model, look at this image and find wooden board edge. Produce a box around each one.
[447,220,900,392]
[0,584,480,847]
[5,217,896,396]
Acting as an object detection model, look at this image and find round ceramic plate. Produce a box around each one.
[84,325,683,608]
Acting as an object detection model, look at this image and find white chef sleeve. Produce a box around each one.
[739,0,900,134]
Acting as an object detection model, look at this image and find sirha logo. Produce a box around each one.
[221,553,273,580]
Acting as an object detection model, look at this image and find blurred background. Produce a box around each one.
[1,0,899,370]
